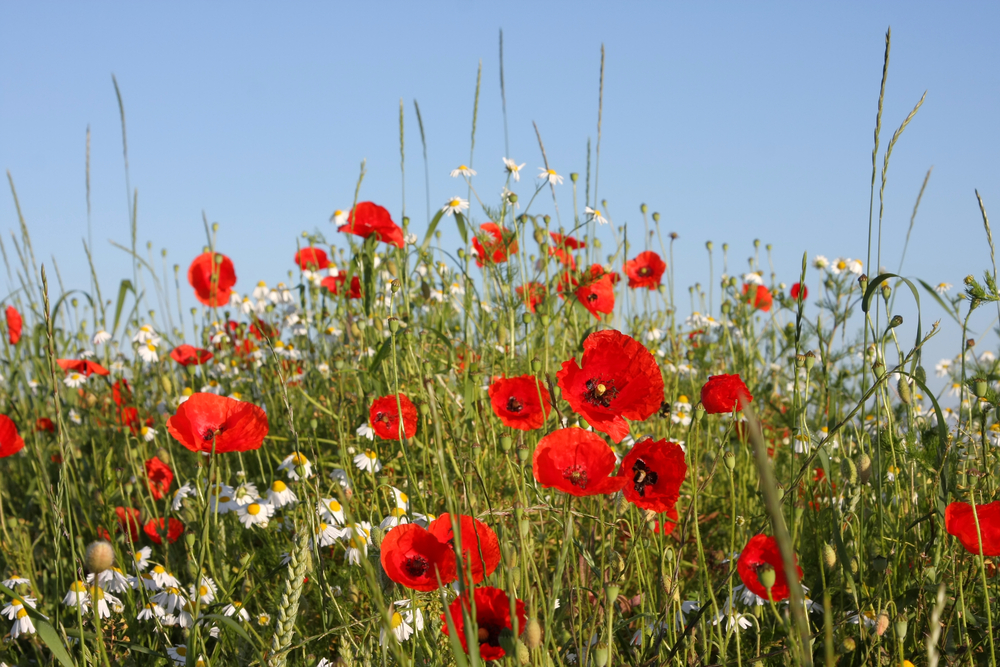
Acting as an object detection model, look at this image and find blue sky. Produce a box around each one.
[2,2,998,380]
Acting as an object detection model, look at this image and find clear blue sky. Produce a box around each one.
[2,2,999,378]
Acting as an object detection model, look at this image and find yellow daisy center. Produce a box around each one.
[247,503,261,516]
[271,480,287,492]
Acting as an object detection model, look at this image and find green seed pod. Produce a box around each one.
[519,519,531,537]
[605,584,620,602]
[974,377,988,398]
[804,351,817,370]
[897,377,912,405]
[757,564,776,591]
[569,173,579,183]
[872,360,886,378]
[724,451,736,471]
[914,365,927,384]
[857,453,872,484]
[388,319,400,334]
[840,637,856,654]
[881,283,891,301]
[841,457,858,485]
[517,448,529,463]
[531,358,543,372]
[592,644,609,667]
[500,436,513,452]
[889,314,903,328]
[894,613,908,640]
[419,403,430,416]
[823,544,837,569]
[652,212,661,223]
[508,193,518,204]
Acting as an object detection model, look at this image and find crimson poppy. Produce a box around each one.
[619,438,687,513]
[487,375,551,431]
[737,534,802,602]
[442,586,527,661]
[549,246,576,270]
[321,274,362,299]
[144,517,184,545]
[119,407,140,435]
[57,359,110,377]
[166,393,269,453]
[428,513,501,585]
[550,232,585,249]
[100,507,142,543]
[790,283,808,301]
[113,378,132,407]
[532,427,627,496]
[295,246,330,271]
[945,501,1000,557]
[145,456,174,501]
[700,374,753,415]
[169,345,214,366]
[339,201,405,248]
[556,329,664,443]
[5,306,22,345]
[188,252,237,307]
[516,282,546,313]
[471,223,518,267]
[574,266,616,319]
[380,523,457,592]
[742,283,773,312]
[623,251,667,290]
[369,394,418,440]
[0,415,25,458]
[35,417,55,433]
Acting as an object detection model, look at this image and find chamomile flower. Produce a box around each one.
[343,522,373,565]
[503,157,525,181]
[538,167,564,185]
[356,422,375,440]
[317,498,346,524]
[207,483,237,515]
[62,581,90,608]
[149,565,181,589]
[138,342,159,363]
[137,602,165,622]
[171,483,195,512]
[189,577,218,604]
[166,645,205,666]
[88,586,121,619]
[64,372,86,388]
[935,282,953,294]
[314,522,340,548]
[68,408,82,425]
[139,425,157,442]
[132,325,159,345]
[330,468,353,495]
[89,568,130,594]
[134,572,160,591]
[222,601,251,622]
[353,449,382,473]
[411,512,437,528]
[390,487,409,511]
[330,209,349,225]
[2,576,29,589]
[232,482,260,507]
[379,508,409,530]
[256,612,272,626]
[2,596,37,638]
[813,255,830,269]
[584,206,608,225]
[128,546,151,573]
[441,197,469,217]
[278,452,313,480]
[267,480,298,508]
[450,165,476,178]
[380,600,424,645]
[237,500,274,529]
[151,587,186,614]
[92,330,112,345]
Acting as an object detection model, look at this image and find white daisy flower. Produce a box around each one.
[742,272,765,286]
[252,281,270,300]
[267,480,298,508]
[2,595,37,638]
[450,165,476,178]
[222,601,251,622]
[89,586,121,619]
[171,483,195,512]
[356,422,375,440]
[379,508,409,530]
[68,409,82,425]
[275,451,312,480]
[441,197,469,217]
[237,501,274,529]
[538,167,564,185]
[64,372,86,388]
[92,330,112,345]
[137,602,165,622]
[314,522,340,548]
[935,359,952,377]
[503,157,525,181]
[411,512,437,528]
[329,468,353,498]
[131,325,159,345]
[132,546,152,572]
[132,572,159,591]
[353,449,382,474]
[935,282,953,294]
[330,209,349,225]
[1,576,29,588]
[89,568,130,594]
[62,581,90,608]
[380,600,424,645]
[139,425,156,442]
[813,255,830,270]
[149,565,180,589]
[390,487,409,511]
[232,482,260,507]
[166,645,204,666]
[584,206,607,225]
[256,612,272,626]
[343,522,373,565]
[151,587,186,614]
[137,342,159,363]
[207,483,237,515]
[189,577,218,604]
[317,498,346,524]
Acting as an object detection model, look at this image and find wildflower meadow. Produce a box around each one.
[3,30,1000,667]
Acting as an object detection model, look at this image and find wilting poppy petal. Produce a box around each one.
[5,306,22,345]
[652,505,680,537]
[145,456,174,501]
[380,523,457,592]
[144,517,184,545]
[166,393,269,453]
[556,330,664,443]
[294,247,330,271]
[620,438,687,513]
[945,501,1000,557]
[742,283,773,312]
[369,394,418,440]
[339,201,405,248]
[0,415,25,458]
[700,374,753,415]
[427,513,501,585]
[188,252,237,307]
[737,534,802,602]
[488,375,551,431]
[532,428,627,496]
[550,232,585,249]
[169,345,214,367]
[624,251,667,290]
[442,586,527,661]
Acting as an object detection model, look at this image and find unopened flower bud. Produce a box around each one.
[523,618,542,649]
[881,283,891,301]
[858,274,868,291]
[841,457,858,485]
[857,453,872,484]
[85,541,115,574]
[569,173,579,183]
[500,436,513,452]
[823,544,837,569]
[369,527,384,549]
[543,215,551,224]
[875,611,890,637]
[592,644,609,667]
[897,377,912,405]
[652,212,661,223]
[967,338,976,350]
[872,360,886,378]
[804,351,817,370]
[795,354,806,368]
[605,584,620,603]
[724,451,736,471]
[507,193,518,203]
[889,314,903,328]
[840,637,856,654]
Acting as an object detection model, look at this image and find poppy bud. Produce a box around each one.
[531,358,543,372]
[419,403,430,417]
[388,319,400,334]
[857,453,872,484]
[540,315,550,327]
[524,618,542,649]
[724,451,736,471]
[841,457,858,484]
[823,543,837,569]
[593,238,602,249]
[500,436,512,451]
[605,584,620,603]
[875,611,890,636]
[974,377,988,398]
[522,312,532,325]
[369,527,384,549]
[85,540,114,574]
[896,377,912,405]
[881,283,891,301]
[457,248,465,260]
[753,238,760,248]
[161,375,173,394]
[185,533,197,548]
[507,193,518,204]
[543,215,551,224]
[570,173,579,182]
[840,637,856,654]
[894,613,908,639]
[519,518,530,537]
[156,448,171,465]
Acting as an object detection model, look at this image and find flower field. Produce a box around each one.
[2,39,1000,667]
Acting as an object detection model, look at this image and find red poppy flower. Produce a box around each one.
[700,374,753,415]
[790,283,808,301]
[549,246,577,270]
[742,284,773,312]
[619,438,687,513]
[574,266,616,319]
[166,393,269,453]
[113,378,132,407]
[188,252,237,307]
[516,282,546,313]
[339,201,405,248]
[624,251,667,290]
[57,359,110,376]
[442,586,527,661]
[320,274,362,299]
[487,375,551,431]
[5,306,22,345]
[144,517,184,545]
[100,507,142,543]
[550,232,585,250]
[556,330,664,443]
[294,246,330,271]
[945,501,1000,556]
[428,514,501,585]
[652,506,680,537]
[145,456,174,501]
[0,415,25,458]
[533,427,627,496]
[471,223,518,267]
[35,417,55,433]
[380,523,457,592]
[737,534,802,602]
[119,407,140,435]
[169,345,214,367]
[369,394,418,440]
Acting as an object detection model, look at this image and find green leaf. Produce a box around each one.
[454,211,469,245]
[861,272,924,371]
[368,337,393,375]
[111,279,135,337]
[917,278,962,326]
[419,209,445,255]
[36,620,76,667]
[200,614,268,665]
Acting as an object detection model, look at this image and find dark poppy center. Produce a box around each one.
[638,266,651,276]
[562,464,589,489]
[587,292,598,302]
[506,396,524,413]
[583,378,619,409]
[632,459,659,497]
[403,555,429,578]
[478,623,504,647]
[375,412,392,426]
[201,425,224,441]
